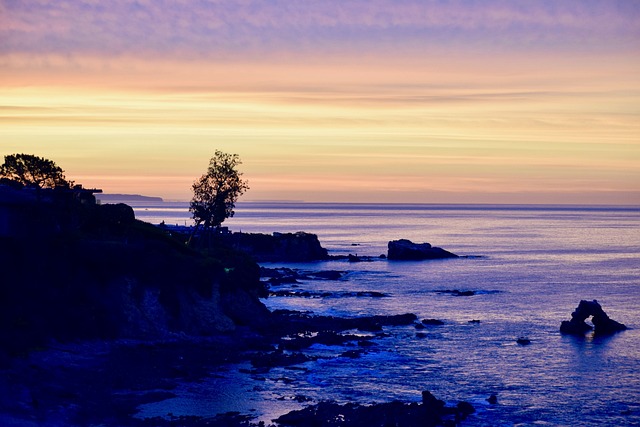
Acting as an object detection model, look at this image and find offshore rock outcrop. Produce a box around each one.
[560,300,627,336]
[387,239,458,260]
[270,310,418,336]
[219,231,329,262]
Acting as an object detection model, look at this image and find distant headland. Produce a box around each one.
[96,193,164,203]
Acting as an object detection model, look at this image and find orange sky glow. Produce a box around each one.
[1,1,639,204]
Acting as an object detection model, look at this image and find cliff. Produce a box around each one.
[0,195,270,357]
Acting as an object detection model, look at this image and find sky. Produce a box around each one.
[1,0,639,204]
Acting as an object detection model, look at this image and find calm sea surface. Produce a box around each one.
[133,202,640,426]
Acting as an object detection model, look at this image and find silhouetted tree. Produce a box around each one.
[190,150,249,234]
[0,153,73,189]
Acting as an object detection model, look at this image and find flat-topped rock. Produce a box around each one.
[219,231,329,262]
[387,239,458,260]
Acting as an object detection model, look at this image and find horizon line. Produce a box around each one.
[95,193,640,208]
[128,199,640,208]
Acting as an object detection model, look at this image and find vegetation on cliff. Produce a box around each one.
[0,154,470,427]
[0,187,268,358]
[0,153,74,189]
[190,150,249,234]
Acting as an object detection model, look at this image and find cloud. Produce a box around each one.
[1,0,638,58]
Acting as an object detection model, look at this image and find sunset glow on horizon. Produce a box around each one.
[2,1,639,204]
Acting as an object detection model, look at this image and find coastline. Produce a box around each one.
[0,194,472,426]
[3,197,638,426]
[1,296,471,427]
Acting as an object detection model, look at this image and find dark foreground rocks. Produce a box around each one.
[560,300,627,336]
[0,188,476,427]
[275,391,474,427]
[260,267,347,285]
[387,239,458,260]
[270,310,418,336]
[0,310,445,427]
[0,335,273,427]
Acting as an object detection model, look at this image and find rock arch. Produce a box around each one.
[560,300,627,336]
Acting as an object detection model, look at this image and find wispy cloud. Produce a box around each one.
[2,0,639,58]
[1,1,638,203]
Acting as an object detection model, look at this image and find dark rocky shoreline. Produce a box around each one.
[0,309,471,427]
[0,193,473,426]
[0,249,473,426]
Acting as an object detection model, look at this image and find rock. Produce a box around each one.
[436,289,475,296]
[221,287,273,329]
[250,350,315,369]
[268,276,299,285]
[220,231,328,262]
[276,392,469,427]
[455,290,474,296]
[269,290,312,298]
[262,268,346,284]
[279,331,373,351]
[0,200,278,354]
[260,266,295,278]
[422,318,445,326]
[422,390,447,425]
[560,319,593,335]
[269,311,417,338]
[516,337,531,345]
[357,322,383,332]
[560,300,627,336]
[352,291,388,298]
[306,270,344,280]
[387,239,458,260]
[269,289,389,299]
[487,394,498,404]
[340,349,363,359]
[277,394,313,403]
[457,401,476,419]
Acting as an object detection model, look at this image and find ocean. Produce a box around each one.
[132,202,640,426]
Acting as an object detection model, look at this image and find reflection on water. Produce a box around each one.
[133,203,640,426]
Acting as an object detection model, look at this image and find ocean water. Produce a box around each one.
[133,202,640,426]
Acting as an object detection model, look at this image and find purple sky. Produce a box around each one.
[2,1,639,203]
[3,1,639,58]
